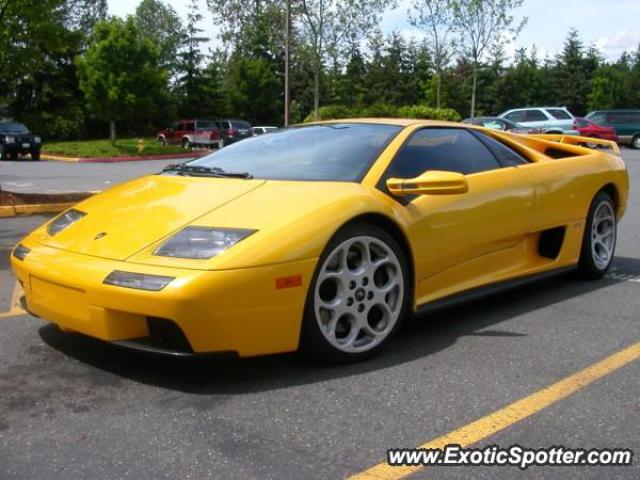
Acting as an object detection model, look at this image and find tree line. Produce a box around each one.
[0,0,639,140]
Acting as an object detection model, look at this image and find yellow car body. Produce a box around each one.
[11,119,629,358]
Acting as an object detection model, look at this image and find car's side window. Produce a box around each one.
[505,111,524,123]
[185,122,195,132]
[589,113,607,125]
[548,109,572,120]
[385,128,502,180]
[524,110,548,122]
[472,131,530,167]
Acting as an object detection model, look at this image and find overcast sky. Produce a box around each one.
[108,0,640,62]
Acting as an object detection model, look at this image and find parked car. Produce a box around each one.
[573,117,619,147]
[0,121,42,161]
[12,120,628,361]
[252,126,278,136]
[498,107,579,135]
[157,119,223,149]
[461,116,544,134]
[215,119,253,145]
[585,110,640,149]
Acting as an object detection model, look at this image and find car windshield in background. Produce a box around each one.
[0,122,28,134]
[196,121,217,130]
[185,123,402,182]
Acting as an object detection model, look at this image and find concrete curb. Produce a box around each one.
[0,191,95,218]
[0,203,80,217]
[42,151,209,163]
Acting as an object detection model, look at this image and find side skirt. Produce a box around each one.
[414,265,577,317]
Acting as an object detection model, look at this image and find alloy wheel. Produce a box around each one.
[591,201,616,270]
[314,236,404,353]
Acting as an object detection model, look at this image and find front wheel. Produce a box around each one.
[182,138,191,149]
[632,135,640,150]
[578,191,617,279]
[301,223,410,362]
[31,149,41,161]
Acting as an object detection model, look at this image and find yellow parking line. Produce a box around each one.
[349,340,640,480]
[0,281,26,319]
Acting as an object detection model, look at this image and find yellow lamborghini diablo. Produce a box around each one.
[11,120,629,361]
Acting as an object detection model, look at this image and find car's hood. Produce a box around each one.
[34,175,265,260]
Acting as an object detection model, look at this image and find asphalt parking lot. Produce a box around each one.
[0,157,194,194]
[1,150,639,479]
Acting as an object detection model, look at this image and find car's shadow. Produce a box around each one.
[39,256,640,395]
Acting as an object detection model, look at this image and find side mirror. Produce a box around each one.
[387,170,468,196]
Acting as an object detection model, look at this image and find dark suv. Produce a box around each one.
[215,119,253,145]
[0,121,42,160]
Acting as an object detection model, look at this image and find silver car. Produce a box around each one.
[498,107,579,135]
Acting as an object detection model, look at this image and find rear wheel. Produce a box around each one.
[585,136,599,149]
[301,223,410,362]
[157,136,167,146]
[632,135,640,150]
[578,191,616,279]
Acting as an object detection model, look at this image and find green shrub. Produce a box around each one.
[396,105,461,121]
[304,104,461,123]
[360,103,399,118]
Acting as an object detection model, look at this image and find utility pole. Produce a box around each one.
[284,0,291,126]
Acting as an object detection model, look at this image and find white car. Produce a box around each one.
[498,107,579,135]
[252,126,279,136]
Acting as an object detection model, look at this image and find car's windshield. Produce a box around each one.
[185,123,402,181]
[0,122,28,134]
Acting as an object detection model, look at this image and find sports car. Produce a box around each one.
[11,120,629,361]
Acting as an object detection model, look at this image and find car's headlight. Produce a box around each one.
[154,227,256,259]
[5,136,15,144]
[47,209,86,236]
[34,136,41,144]
[12,244,30,261]
[103,271,174,291]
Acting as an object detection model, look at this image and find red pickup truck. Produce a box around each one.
[157,119,224,149]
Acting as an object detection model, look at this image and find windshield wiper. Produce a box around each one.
[162,163,253,179]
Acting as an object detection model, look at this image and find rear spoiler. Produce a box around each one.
[526,134,621,156]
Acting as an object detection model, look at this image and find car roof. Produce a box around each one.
[303,118,463,128]
[504,106,568,111]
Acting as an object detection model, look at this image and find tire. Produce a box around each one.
[300,222,410,362]
[585,137,599,149]
[157,136,167,146]
[632,135,640,150]
[31,150,41,161]
[578,191,617,279]
[0,146,6,160]
[182,138,191,149]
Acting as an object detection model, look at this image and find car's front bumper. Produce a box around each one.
[3,142,40,154]
[11,239,317,357]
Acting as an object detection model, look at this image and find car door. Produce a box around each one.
[167,122,181,144]
[382,127,535,300]
[522,109,551,128]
